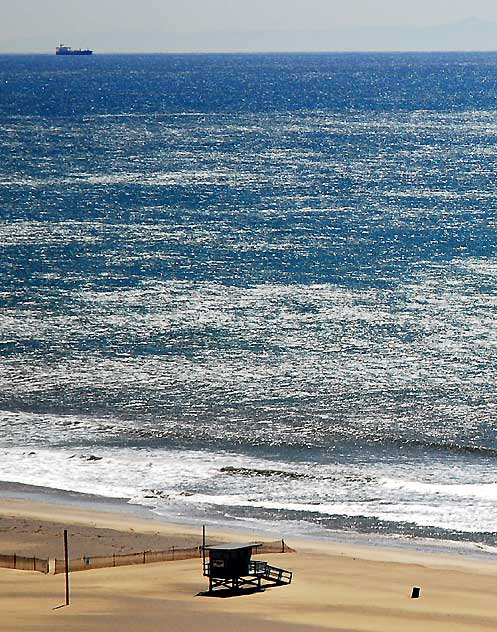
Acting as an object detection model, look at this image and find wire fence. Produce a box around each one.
[54,539,294,574]
[0,553,49,574]
[0,539,294,575]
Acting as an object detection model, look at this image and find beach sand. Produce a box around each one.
[1,495,497,631]
[0,503,204,558]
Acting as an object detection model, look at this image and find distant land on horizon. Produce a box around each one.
[4,17,497,54]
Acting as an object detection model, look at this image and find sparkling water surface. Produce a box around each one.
[2,52,497,544]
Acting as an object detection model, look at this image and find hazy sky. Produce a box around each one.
[4,0,497,52]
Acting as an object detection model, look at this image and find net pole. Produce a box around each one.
[63,529,70,606]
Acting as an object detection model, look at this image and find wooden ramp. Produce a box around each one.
[249,560,293,586]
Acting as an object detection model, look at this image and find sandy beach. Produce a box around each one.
[0,490,496,631]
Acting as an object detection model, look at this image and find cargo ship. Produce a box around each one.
[56,44,92,56]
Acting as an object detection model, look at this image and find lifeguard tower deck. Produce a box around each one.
[203,542,292,594]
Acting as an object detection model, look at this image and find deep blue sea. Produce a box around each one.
[2,52,497,545]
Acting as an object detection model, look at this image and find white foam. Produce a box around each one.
[2,443,497,535]
[383,478,497,501]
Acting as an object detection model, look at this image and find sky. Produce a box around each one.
[3,0,497,53]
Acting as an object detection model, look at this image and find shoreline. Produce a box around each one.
[1,479,497,566]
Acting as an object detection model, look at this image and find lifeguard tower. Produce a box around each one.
[203,542,292,594]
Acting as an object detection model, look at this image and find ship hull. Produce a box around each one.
[56,50,92,55]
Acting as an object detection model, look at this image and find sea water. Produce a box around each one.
[2,52,497,545]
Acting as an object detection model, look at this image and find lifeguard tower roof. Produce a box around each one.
[206,542,262,550]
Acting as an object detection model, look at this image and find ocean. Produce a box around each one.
[2,51,497,546]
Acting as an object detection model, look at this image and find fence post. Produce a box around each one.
[33,556,36,572]
[63,529,70,606]
[13,554,16,570]
[282,539,285,553]
[172,546,175,560]
[143,551,146,564]
[113,554,115,567]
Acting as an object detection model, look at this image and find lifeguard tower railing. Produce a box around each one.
[203,558,292,585]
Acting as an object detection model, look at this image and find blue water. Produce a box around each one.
[2,52,497,545]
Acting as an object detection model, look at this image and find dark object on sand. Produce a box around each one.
[411,586,421,598]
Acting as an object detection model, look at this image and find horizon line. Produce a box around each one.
[3,49,497,55]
